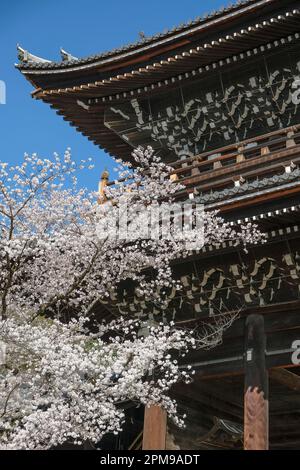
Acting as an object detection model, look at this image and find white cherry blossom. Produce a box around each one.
[0,147,264,449]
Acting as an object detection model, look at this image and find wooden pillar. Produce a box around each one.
[191,161,200,176]
[244,314,269,450]
[260,146,270,156]
[237,145,245,163]
[286,130,296,148]
[142,405,167,450]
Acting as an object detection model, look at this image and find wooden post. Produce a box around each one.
[237,145,245,163]
[191,161,200,176]
[142,405,167,450]
[286,130,296,148]
[260,146,270,156]
[244,314,269,450]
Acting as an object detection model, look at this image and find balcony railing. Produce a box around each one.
[105,125,300,199]
[171,125,300,195]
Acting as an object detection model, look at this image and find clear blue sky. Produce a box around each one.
[0,0,228,189]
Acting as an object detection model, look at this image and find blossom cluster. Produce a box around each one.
[0,147,264,449]
[0,317,197,449]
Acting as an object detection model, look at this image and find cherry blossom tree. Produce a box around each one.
[0,147,263,449]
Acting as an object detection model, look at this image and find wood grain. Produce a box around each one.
[142,405,167,450]
[244,387,269,450]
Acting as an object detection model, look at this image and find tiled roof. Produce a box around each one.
[195,169,300,205]
[16,0,264,70]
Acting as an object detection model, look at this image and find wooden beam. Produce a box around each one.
[269,368,300,392]
[244,314,269,450]
[173,389,242,421]
[142,405,167,450]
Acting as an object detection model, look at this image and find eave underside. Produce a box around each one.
[29,24,300,162]
[170,369,300,450]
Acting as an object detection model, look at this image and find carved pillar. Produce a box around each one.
[244,314,269,450]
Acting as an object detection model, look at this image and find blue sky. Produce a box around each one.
[0,0,228,189]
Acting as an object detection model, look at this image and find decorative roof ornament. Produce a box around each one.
[195,416,243,446]
[60,48,78,62]
[16,2,293,71]
[138,31,146,41]
[98,169,109,205]
[17,45,51,64]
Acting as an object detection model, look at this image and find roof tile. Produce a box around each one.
[17,0,260,70]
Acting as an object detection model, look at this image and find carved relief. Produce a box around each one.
[105,52,300,158]
[100,250,300,319]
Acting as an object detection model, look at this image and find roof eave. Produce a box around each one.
[16,0,276,75]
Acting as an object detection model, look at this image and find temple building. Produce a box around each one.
[17,0,300,450]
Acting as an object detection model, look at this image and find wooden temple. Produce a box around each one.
[17,0,300,450]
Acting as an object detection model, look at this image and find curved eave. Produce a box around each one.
[17,0,281,79]
[24,6,300,101]
[31,29,300,163]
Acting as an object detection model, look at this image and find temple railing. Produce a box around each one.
[171,125,300,195]
[105,125,300,198]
